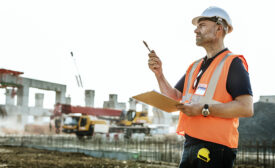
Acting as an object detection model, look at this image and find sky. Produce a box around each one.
[0,0,274,109]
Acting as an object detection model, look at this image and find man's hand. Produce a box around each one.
[176,103,203,116]
[148,50,163,77]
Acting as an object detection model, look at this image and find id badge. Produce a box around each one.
[194,83,207,96]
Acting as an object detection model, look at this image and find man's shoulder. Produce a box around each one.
[229,54,248,72]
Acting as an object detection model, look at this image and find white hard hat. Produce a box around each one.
[192,6,233,33]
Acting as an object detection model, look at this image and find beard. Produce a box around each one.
[196,36,203,46]
[196,34,216,46]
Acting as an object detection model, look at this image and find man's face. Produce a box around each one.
[194,20,218,46]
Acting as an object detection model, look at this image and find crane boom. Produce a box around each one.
[70,51,83,88]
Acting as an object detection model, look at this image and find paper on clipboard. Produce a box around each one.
[132,90,180,112]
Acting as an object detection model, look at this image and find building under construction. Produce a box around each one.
[0,68,174,135]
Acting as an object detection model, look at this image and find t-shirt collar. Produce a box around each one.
[203,48,229,62]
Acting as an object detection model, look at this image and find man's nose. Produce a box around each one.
[194,27,199,34]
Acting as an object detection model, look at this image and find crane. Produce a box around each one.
[70,51,83,88]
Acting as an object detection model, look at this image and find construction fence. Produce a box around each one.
[235,140,275,168]
[0,134,183,164]
[0,135,275,167]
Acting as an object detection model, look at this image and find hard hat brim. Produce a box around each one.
[192,16,233,33]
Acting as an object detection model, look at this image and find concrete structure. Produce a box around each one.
[259,95,275,103]
[85,90,95,107]
[35,93,44,108]
[128,98,137,111]
[5,89,15,106]
[0,69,67,127]
[0,69,175,135]
[65,96,71,104]
[0,73,66,106]
[152,107,172,125]
[142,104,149,112]
[103,94,126,110]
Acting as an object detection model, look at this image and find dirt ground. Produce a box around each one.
[0,146,178,168]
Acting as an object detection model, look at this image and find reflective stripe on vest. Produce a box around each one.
[182,53,233,104]
[181,59,201,103]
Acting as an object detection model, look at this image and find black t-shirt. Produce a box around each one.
[174,48,253,147]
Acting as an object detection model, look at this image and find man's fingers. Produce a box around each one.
[148,58,160,65]
[148,57,160,62]
[148,50,157,58]
[148,53,156,57]
[148,63,160,69]
[152,65,160,69]
[176,104,185,108]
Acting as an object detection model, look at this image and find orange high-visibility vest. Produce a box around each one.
[176,50,248,148]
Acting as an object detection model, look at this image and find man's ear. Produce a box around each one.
[217,25,222,31]
[216,24,224,35]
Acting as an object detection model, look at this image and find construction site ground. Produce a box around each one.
[0,146,178,168]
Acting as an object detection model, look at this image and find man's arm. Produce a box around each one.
[156,74,182,100]
[148,50,182,100]
[176,94,253,118]
[210,94,253,118]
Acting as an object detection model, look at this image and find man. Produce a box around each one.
[148,6,253,168]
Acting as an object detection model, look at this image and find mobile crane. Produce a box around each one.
[62,113,107,138]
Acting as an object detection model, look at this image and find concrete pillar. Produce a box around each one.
[152,107,172,125]
[5,89,15,105]
[55,90,66,104]
[35,93,44,108]
[103,94,117,109]
[128,98,137,111]
[117,103,126,110]
[152,107,161,124]
[17,86,29,107]
[109,94,118,103]
[17,114,22,124]
[85,90,95,107]
[142,104,149,112]
[34,115,39,122]
[65,97,71,104]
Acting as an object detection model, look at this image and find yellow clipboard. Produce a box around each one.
[132,90,180,112]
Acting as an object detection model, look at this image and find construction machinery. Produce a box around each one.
[53,103,152,138]
[53,104,113,138]
[62,113,107,138]
[108,109,151,138]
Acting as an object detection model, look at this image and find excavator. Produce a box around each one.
[53,103,152,138]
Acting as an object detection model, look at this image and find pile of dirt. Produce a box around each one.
[0,146,177,168]
[0,127,23,135]
[24,124,54,135]
[239,102,275,142]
